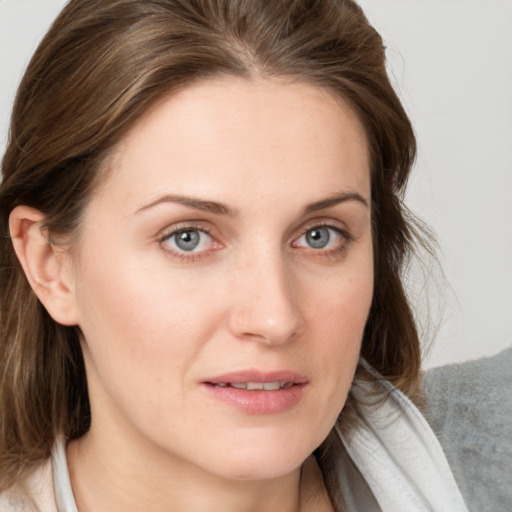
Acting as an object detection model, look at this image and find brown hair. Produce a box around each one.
[0,0,426,495]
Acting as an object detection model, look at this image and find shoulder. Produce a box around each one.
[423,346,512,511]
[0,459,57,512]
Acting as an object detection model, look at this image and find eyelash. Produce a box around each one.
[158,222,354,262]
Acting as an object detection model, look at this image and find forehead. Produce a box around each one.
[97,77,370,213]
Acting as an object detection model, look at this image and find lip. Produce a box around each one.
[201,370,308,415]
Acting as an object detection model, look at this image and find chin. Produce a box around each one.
[196,429,325,481]
[213,454,305,482]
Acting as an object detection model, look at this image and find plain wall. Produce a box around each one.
[358,0,512,367]
[1,0,511,368]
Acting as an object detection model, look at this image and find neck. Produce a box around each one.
[66,429,332,512]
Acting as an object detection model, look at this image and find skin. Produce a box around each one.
[11,77,373,511]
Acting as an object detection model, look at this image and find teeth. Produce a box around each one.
[216,382,291,390]
[247,382,264,390]
[231,382,249,389]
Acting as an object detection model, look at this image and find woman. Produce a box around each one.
[0,1,468,510]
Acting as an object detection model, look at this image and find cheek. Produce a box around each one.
[73,252,222,403]
[318,286,370,376]
[304,252,374,339]
[285,269,373,449]
[312,258,373,378]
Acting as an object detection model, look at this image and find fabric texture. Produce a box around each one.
[337,375,468,512]
[0,459,55,512]
[422,346,512,512]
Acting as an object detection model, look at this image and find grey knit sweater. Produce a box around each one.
[423,346,512,512]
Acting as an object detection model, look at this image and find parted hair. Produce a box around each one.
[0,0,425,494]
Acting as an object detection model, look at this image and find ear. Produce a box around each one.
[9,205,79,326]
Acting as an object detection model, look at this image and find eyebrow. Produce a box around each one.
[303,191,369,214]
[136,190,368,217]
[136,194,237,216]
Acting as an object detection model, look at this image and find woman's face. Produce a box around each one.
[69,78,373,481]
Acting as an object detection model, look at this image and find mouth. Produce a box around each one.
[202,371,308,414]
[209,381,295,390]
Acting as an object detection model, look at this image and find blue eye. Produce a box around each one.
[296,226,343,250]
[164,229,212,253]
[306,227,331,249]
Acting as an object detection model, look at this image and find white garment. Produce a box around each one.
[338,380,469,511]
[51,440,78,512]
[0,383,468,512]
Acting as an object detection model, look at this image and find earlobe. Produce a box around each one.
[9,205,79,326]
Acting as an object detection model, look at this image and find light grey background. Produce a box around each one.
[1,0,511,368]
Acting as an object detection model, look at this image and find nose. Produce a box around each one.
[227,251,305,346]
